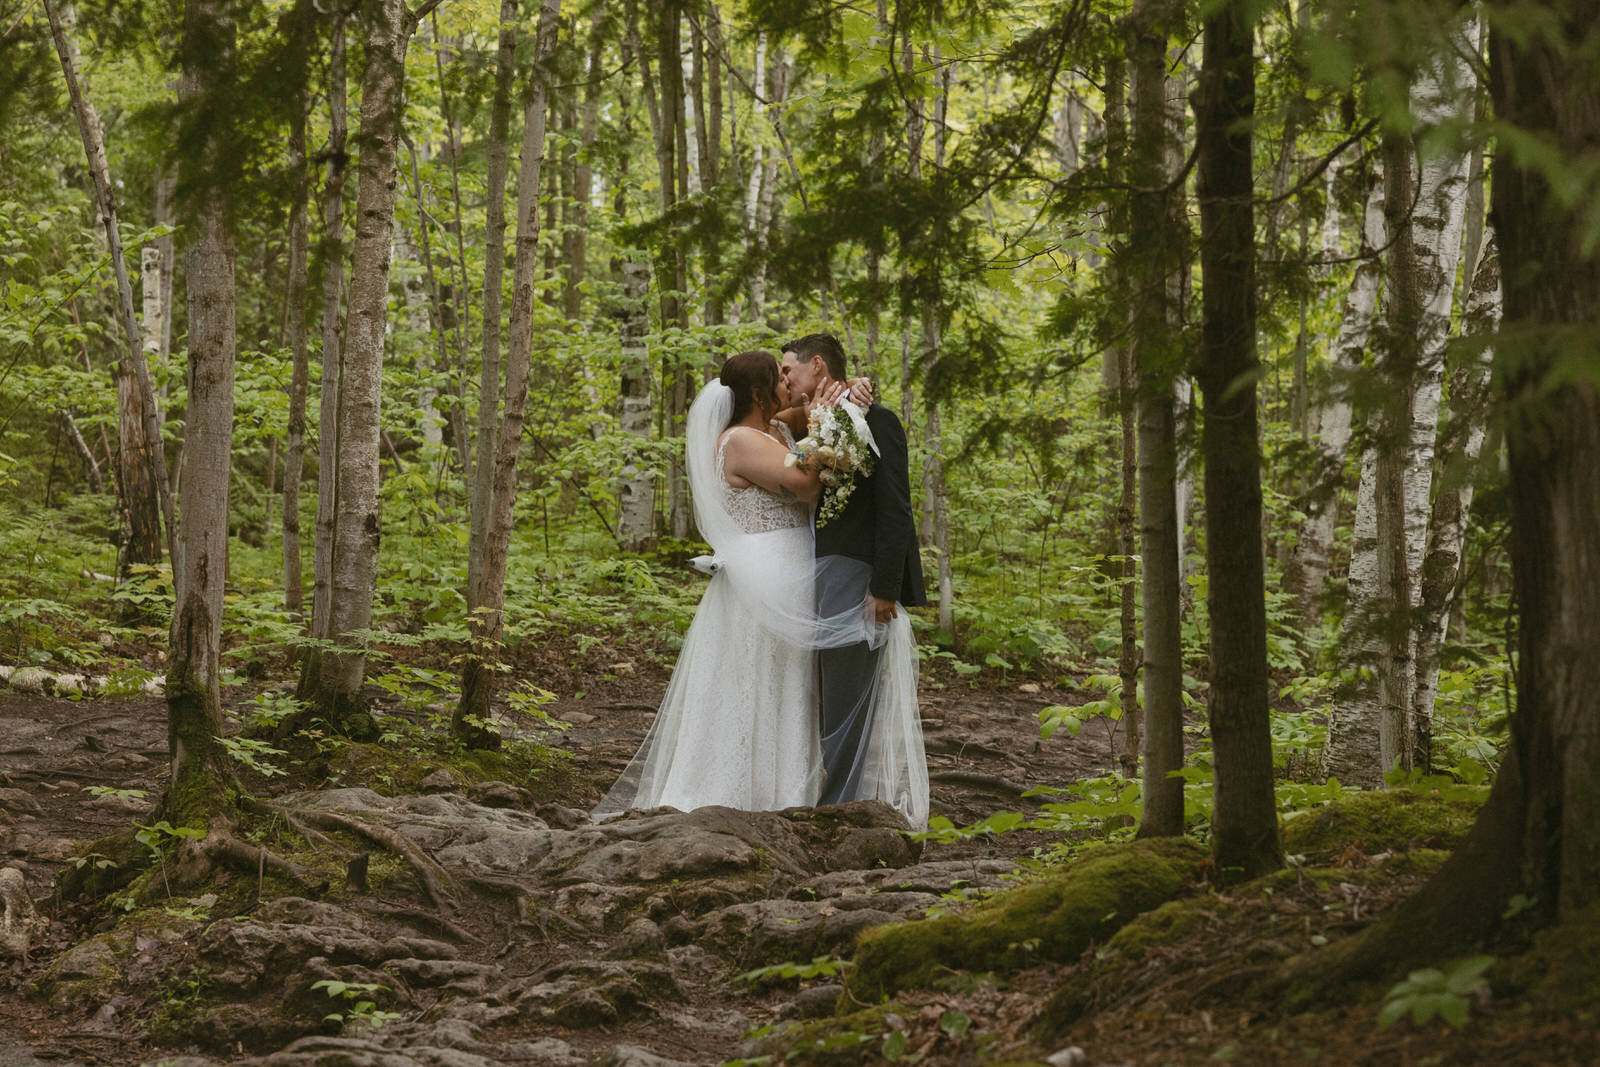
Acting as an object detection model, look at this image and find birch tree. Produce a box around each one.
[1322,29,1474,785]
[1411,237,1500,764]
[1285,163,1385,619]
[45,0,174,574]
[297,0,440,737]
[455,0,562,748]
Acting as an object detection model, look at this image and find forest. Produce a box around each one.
[0,0,1596,1062]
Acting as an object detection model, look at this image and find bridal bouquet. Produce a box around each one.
[784,401,877,526]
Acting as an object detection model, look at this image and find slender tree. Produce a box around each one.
[297,0,440,737]
[280,0,314,617]
[165,0,240,821]
[1286,162,1385,622]
[467,0,519,615]
[1125,0,1187,834]
[44,0,175,574]
[1410,236,1500,764]
[1194,0,1280,879]
[455,0,563,748]
[305,9,348,676]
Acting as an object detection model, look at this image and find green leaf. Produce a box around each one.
[938,1009,971,1038]
[882,1030,907,1060]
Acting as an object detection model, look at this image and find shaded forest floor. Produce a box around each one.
[0,637,1595,1066]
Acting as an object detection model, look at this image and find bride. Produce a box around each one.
[593,351,927,826]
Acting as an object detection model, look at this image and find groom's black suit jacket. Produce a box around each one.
[814,403,928,607]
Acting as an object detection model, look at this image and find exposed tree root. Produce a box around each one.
[929,770,1033,797]
[287,808,456,912]
[203,831,324,895]
[362,900,483,944]
[240,796,354,858]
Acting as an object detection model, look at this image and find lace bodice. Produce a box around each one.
[718,428,812,534]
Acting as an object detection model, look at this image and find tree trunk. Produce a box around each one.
[467,0,518,613]
[1291,2,1600,986]
[1194,1,1279,880]
[921,57,954,636]
[45,0,174,574]
[1324,34,1473,784]
[1411,238,1500,766]
[564,2,606,322]
[749,41,786,319]
[301,0,423,738]
[402,142,449,448]
[615,262,656,551]
[1101,46,1139,783]
[305,10,348,676]
[661,0,693,539]
[428,14,475,473]
[63,412,105,493]
[1378,31,1475,775]
[282,39,311,616]
[1127,0,1187,834]
[456,0,562,749]
[166,0,239,824]
[1287,162,1384,620]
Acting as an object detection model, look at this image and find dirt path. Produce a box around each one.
[0,666,1117,1066]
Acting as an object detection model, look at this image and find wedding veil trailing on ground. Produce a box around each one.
[593,379,927,828]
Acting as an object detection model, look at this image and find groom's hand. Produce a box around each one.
[868,595,898,623]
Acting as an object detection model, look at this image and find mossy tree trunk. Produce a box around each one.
[1296,0,1600,986]
[165,0,240,824]
[1193,0,1280,880]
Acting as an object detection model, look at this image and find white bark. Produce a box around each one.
[315,0,418,726]
[1291,164,1385,613]
[615,262,656,550]
[45,0,174,568]
[309,12,347,647]
[457,0,562,738]
[1412,237,1499,763]
[394,219,442,446]
[1324,27,1474,785]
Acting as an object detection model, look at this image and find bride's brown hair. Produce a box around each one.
[721,350,781,425]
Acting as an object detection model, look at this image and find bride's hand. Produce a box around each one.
[814,379,851,409]
[846,377,873,405]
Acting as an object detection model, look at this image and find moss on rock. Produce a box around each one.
[755,1003,907,1064]
[1281,788,1485,861]
[844,838,1208,1002]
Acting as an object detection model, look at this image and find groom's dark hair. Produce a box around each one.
[782,333,847,381]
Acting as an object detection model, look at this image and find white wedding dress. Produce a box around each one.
[592,381,928,827]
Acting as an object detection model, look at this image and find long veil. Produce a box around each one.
[594,378,927,828]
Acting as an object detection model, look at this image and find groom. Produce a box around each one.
[780,333,926,806]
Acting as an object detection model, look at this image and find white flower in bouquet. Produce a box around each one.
[783,401,877,526]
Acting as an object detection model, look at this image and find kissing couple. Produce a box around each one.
[593,333,929,829]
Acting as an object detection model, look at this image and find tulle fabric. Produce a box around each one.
[592,379,928,828]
